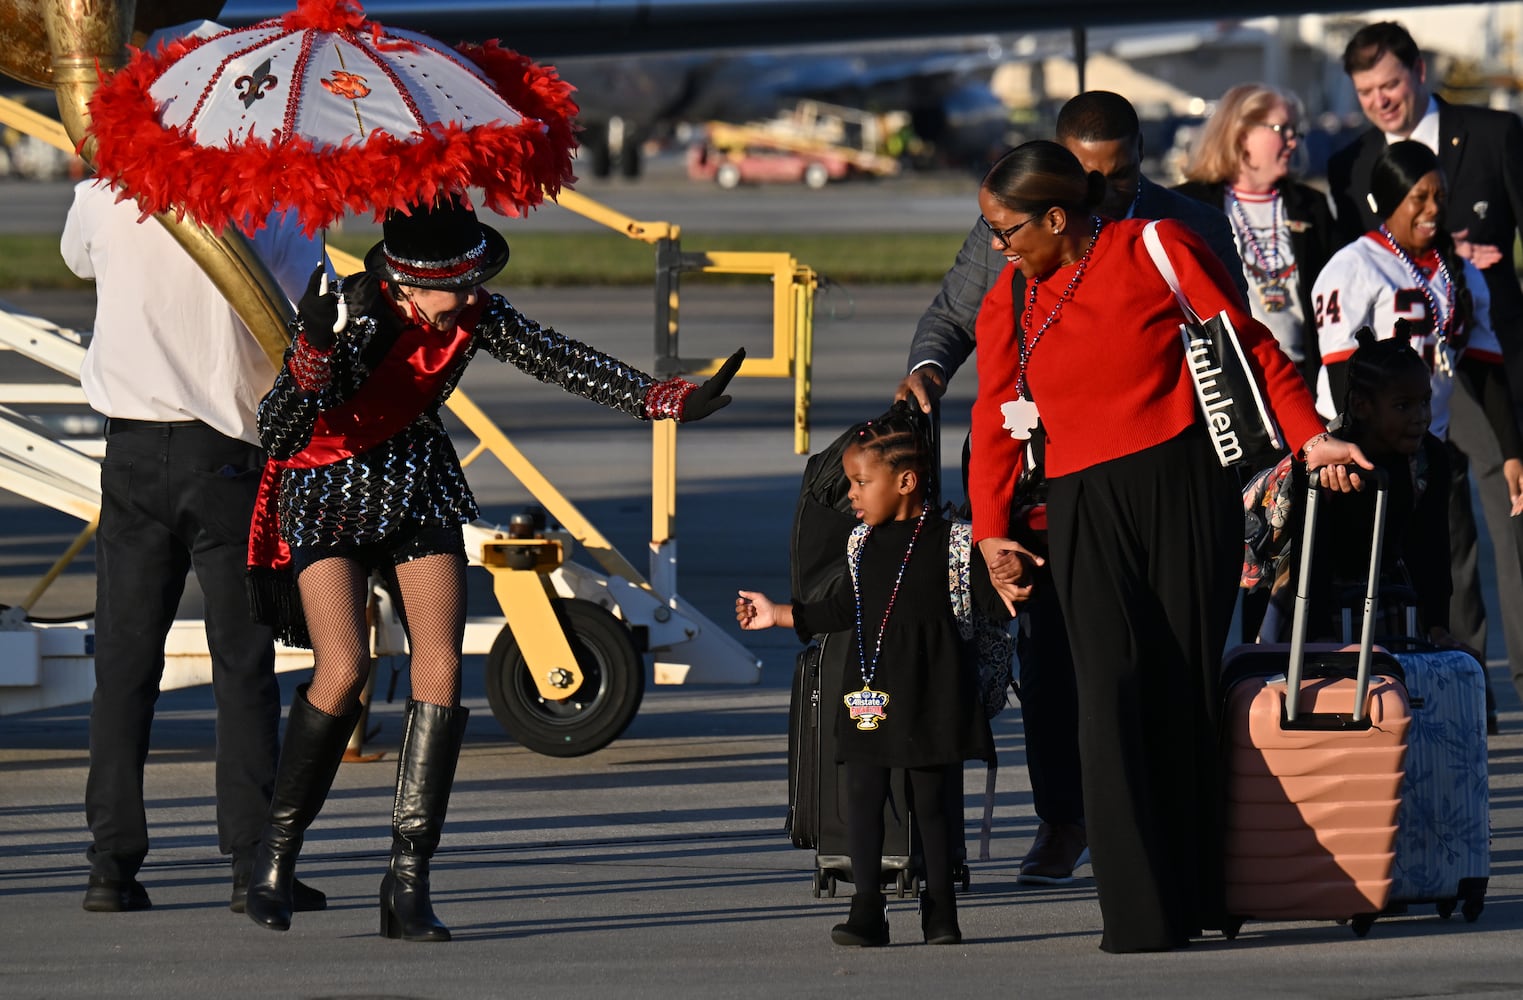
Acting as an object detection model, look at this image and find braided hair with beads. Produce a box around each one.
[852,400,937,506]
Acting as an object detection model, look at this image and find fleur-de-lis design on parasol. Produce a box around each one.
[234,57,279,109]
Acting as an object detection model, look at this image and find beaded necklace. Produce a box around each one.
[1379,224,1456,374]
[1228,189,1291,313]
[1016,216,1104,399]
[844,502,928,732]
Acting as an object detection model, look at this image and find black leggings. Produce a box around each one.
[844,761,956,904]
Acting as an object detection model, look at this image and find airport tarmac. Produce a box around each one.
[3,194,1523,998]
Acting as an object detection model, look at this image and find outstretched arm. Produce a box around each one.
[736,590,793,631]
[476,293,741,422]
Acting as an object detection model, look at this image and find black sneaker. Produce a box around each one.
[83,875,151,913]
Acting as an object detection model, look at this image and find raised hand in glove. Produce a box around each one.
[644,347,745,422]
[290,265,349,392]
[296,264,344,351]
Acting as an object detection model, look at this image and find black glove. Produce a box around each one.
[682,347,745,422]
[340,270,380,320]
[296,265,340,351]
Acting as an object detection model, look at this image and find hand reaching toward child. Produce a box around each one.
[736,590,793,631]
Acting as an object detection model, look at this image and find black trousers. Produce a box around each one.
[1445,384,1523,707]
[1047,428,1237,953]
[85,420,280,881]
[1013,562,1084,825]
[960,431,1084,827]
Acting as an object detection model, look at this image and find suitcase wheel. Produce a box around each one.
[1458,877,1487,923]
[811,871,826,899]
[1436,898,1456,920]
[895,870,912,899]
[1221,918,1243,942]
[1349,913,1376,938]
[827,874,839,898]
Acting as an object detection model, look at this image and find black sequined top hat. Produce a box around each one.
[364,196,510,290]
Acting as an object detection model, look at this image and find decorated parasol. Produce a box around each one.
[84,0,579,236]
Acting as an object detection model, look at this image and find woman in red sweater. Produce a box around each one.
[967,141,1368,953]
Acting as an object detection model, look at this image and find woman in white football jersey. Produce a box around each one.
[1311,140,1523,514]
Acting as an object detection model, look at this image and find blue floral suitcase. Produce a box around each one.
[1385,641,1489,921]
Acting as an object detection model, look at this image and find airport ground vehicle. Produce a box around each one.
[687,100,901,189]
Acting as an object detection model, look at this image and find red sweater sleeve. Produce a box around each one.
[1149,220,1327,453]
[969,265,1025,543]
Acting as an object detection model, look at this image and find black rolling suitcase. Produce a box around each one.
[783,405,969,898]
[787,633,918,897]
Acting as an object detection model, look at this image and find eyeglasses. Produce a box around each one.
[979,214,1039,250]
[1257,122,1300,141]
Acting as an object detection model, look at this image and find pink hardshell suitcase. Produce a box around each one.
[1220,472,1411,940]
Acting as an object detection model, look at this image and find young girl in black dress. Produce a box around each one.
[1249,329,1464,647]
[737,406,1004,947]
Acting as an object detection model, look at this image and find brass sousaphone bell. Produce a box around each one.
[0,0,297,364]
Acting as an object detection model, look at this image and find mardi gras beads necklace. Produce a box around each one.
[844,503,929,732]
[1228,189,1291,313]
[1003,216,1105,439]
[1380,224,1457,375]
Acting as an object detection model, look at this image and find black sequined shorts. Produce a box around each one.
[290,522,466,577]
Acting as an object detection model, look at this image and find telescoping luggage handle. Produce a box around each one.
[1285,466,1389,723]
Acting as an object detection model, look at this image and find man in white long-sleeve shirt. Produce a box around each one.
[63,179,328,914]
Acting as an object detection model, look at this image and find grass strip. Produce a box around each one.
[0,231,966,290]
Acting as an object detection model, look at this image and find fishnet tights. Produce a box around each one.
[300,552,467,715]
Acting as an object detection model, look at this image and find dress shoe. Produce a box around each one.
[82,875,151,913]
[231,873,328,914]
[831,893,890,947]
[1018,821,1089,885]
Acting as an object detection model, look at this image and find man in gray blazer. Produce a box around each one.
[895,91,1245,885]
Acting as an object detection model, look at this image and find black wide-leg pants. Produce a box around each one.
[1046,427,1238,953]
[85,420,280,880]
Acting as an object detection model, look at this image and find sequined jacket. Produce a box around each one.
[258,287,657,548]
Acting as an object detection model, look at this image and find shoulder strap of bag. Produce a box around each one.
[1141,220,1204,326]
[946,520,975,640]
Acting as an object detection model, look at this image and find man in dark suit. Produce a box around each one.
[895,91,1246,885]
[1327,21,1523,724]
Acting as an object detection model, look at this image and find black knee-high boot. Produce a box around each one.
[379,699,469,942]
[245,685,358,931]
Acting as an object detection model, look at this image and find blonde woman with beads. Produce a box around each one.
[1174,83,1338,390]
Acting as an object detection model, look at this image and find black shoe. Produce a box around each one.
[82,875,151,913]
[231,873,327,913]
[1018,821,1090,885]
[831,894,890,947]
[919,892,962,945]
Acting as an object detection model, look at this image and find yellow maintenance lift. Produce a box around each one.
[0,0,818,756]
